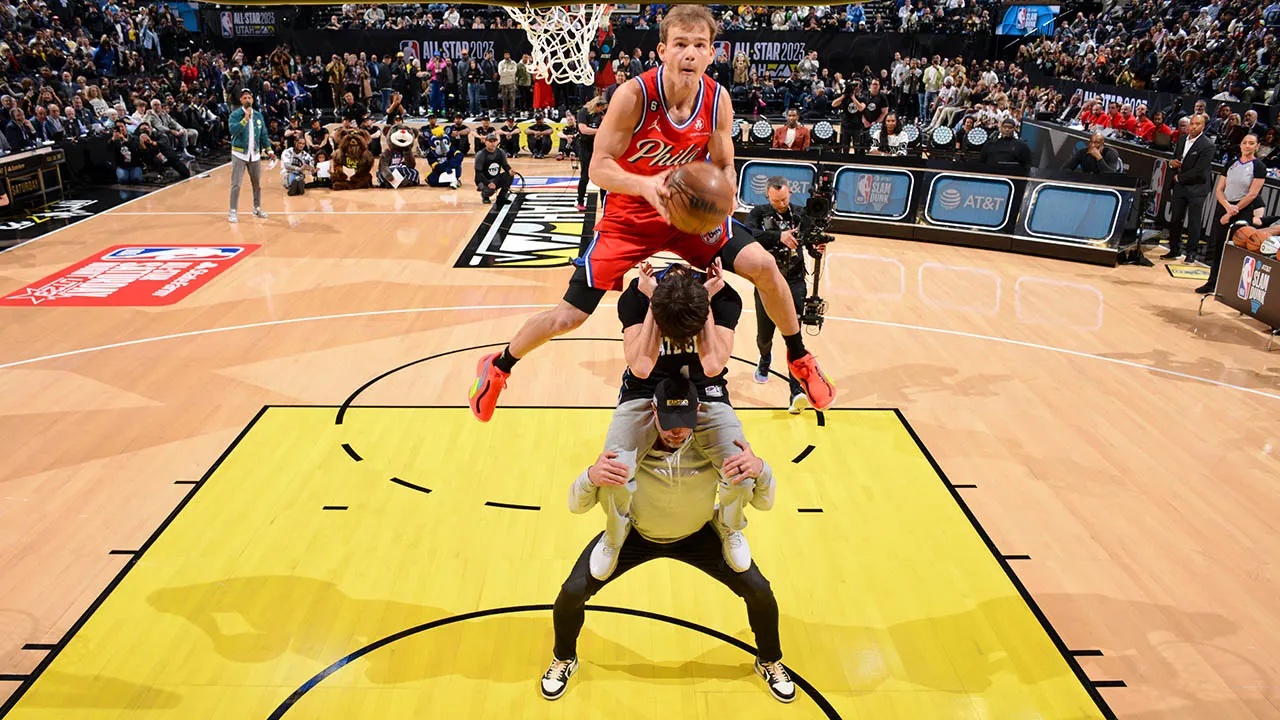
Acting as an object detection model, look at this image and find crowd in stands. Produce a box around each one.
[0,0,235,185]
[312,3,997,34]
[0,0,1275,199]
[1020,0,1280,103]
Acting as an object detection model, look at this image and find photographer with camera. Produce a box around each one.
[745,176,828,414]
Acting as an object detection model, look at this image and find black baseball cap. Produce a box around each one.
[654,377,699,430]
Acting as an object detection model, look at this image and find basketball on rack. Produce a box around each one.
[1234,225,1264,252]
[665,163,737,236]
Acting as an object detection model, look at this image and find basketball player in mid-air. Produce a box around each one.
[469,5,835,422]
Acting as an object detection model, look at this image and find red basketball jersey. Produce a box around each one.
[599,66,722,228]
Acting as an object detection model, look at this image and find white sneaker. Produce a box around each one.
[228,210,238,223]
[589,534,624,580]
[540,656,579,700]
[252,207,269,219]
[723,529,752,572]
[789,393,809,415]
[754,659,796,703]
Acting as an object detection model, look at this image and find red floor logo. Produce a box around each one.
[0,245,259,307]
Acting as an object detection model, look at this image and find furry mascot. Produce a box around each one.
[377,124,420,187]
[331,128,374,191]
[423,126,464,189]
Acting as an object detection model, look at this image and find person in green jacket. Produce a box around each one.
[227,88,275,223]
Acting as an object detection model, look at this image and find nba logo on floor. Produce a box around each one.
[103,247,248,261]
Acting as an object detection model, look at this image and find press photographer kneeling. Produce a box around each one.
[746,176,828,414]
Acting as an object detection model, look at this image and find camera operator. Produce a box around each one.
[745,176,827,414]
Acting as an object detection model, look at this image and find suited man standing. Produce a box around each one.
[1165,113,1215,263]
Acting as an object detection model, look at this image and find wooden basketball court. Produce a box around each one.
[0,158,1277,719]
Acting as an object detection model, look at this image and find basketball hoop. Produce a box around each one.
[504,3,611,86]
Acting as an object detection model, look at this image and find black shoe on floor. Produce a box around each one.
[1160,251,1181,260]
[1195,282,1214,294]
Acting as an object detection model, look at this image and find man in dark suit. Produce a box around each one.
[4,107,36,151]
[1165,113,1215,262]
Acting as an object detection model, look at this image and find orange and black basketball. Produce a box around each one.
[665,163,737,235]
[1234,225,1263,251]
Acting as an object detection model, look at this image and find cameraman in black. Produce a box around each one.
[744,176,827,414]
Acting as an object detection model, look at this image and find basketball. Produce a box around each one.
[1234,225,1262,251]
[665,163,737,235]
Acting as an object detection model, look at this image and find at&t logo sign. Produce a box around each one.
[939,187,962,210]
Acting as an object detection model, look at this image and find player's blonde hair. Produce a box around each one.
[659,5,718,44]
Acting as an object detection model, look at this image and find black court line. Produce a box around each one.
[1002,554,1033,561]
[893,409,1121,719]
[797,508,824,513]
[20,644,56,651]
[1072,649,1105,657]
[265,603,843,720]
[389,477,431,494]
[1091,680,1127,688]
[322,506,348,511]
[340,443,362,462]
[484,501,540,511]
[334,337,812,425]
[335,337,624,425]
[0,406,270,717]
[791,444,816,463]
[952,483,978,489]
[815,410,825,426]
[0,675,28,682]
[174,480,198,485]
[107,550,138,556]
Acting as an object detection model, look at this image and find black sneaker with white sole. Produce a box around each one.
[754,659,796,703]
[540,656,579,700]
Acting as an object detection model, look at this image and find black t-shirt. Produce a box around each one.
[616,278,742,404]
[576,107,601,151]
[860,92,888,125]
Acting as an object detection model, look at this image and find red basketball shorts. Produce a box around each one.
[584,211,730,292]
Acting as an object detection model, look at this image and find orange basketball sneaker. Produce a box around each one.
[788,353,836,411]
[469,352,510,422]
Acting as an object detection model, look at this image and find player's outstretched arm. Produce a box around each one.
[589,81,670,217]
[696,260,733,376]
[622,262,662,378]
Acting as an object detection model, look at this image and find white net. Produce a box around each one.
[504,3,611,86]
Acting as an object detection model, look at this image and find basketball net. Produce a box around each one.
[504,3,611,85]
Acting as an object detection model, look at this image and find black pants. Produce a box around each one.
[528,134,551,157]
[1204,204,1268,287]
[1166,183,1209,258]
[479,171,512,202]
[577,144,593,206]
[754,274,806,398]
[552,523,782,663]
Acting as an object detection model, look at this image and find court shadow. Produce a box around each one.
[8,669,182,710]
[830,363,1014,404]
[784,591,1237,698]
[148,576,630,686]
[1144,304,1277,349]
[592,659,754,682]
[1099,348,1280,387]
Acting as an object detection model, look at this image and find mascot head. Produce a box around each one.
[427,125,451,156]
[342,131,366,156]
[386,123,416,151]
